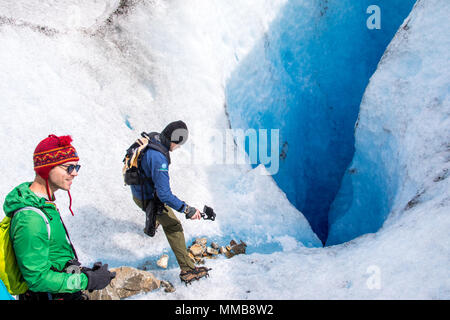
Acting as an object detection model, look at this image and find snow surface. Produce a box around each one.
[0,0,448,299]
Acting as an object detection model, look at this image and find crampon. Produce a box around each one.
[179,267,212,285]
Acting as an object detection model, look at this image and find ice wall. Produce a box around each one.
[225,0,416,243]
[327,0,450,245]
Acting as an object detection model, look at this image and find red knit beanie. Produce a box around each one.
[33,134,79,215]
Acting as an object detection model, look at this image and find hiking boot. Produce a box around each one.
[179,267,211,285]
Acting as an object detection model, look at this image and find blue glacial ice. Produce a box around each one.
[226,0,416,244]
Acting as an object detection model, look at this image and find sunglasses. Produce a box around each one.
[59,164,81,174]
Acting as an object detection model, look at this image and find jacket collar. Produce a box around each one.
[154,133,171,151]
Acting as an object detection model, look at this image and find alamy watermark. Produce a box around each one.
[174,128,281,175]
[367,5,381,30]
[65,264,83,290]
[366,265,381,290]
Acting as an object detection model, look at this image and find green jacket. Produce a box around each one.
[3,182,88,293]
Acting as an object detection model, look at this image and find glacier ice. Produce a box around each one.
[327,0,450,245]
[0,0,321,266]
[225,0,416,243]
[0,0,448,300]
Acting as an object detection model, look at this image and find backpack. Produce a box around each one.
[0,207,50,295]
[122,132,170,187]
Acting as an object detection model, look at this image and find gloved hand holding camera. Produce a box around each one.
[184,204,216,221]
[184,204,201,220]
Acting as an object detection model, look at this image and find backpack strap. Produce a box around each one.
[12,207,51,240]
[12,207,78,260]
[138,132,171,210]
[142,132,171,165]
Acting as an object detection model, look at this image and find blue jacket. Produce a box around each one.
[131,137,186,212]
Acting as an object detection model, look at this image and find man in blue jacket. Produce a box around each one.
[130,121,210,284]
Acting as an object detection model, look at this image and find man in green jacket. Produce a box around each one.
[3,134,115,300]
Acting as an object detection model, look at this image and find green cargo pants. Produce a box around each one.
[133,197,195,272]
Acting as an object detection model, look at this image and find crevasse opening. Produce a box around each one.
[225,0,416,245]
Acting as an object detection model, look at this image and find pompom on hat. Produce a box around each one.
[33,134,79,215]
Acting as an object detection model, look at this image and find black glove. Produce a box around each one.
[83,264,116,292]
[92,261,103,271]
[80,261,103,273]
[183,204,197,219]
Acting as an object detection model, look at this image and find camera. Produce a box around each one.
[201,205,216,221]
